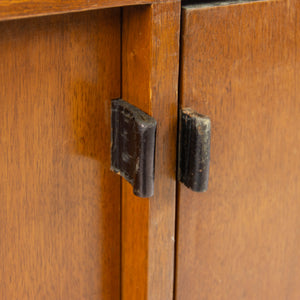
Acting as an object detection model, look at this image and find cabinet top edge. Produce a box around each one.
[182,0,275,11]
[0,0,152,22]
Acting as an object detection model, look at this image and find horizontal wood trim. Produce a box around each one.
[0,0,151,21]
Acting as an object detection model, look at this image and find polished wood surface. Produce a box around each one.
[0,0,150,22]
[176,0,300,299]
[122,2,180,299]
[0,9,121,299]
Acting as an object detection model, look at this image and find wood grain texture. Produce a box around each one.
[0,0,151,22]
[0,9,121,299]
[122,2,180,299]
[176,0,300,299]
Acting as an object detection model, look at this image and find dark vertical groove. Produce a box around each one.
[120,8,123,300]
[173,4,183,300]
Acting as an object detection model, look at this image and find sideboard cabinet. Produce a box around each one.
[0,0,299,299]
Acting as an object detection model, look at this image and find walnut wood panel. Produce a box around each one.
[176,1,300,299]
[0,0,150,22]
[122,2,180,299]
[0,9,121,299]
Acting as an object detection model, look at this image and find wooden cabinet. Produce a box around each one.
[175,1,300,299]
[0,1,299,299]
[0,9,122,299]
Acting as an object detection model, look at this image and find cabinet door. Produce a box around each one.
[176,1,300,299]
[0,9,121,299]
